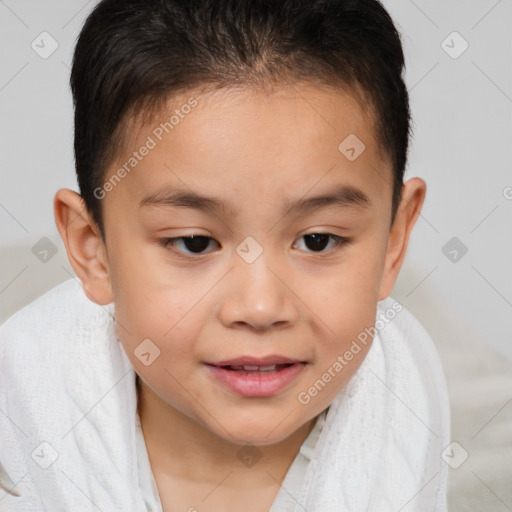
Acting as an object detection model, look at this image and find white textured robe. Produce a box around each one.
[0,278,450,511]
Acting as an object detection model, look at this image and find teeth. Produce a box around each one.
[221,363,290,372]
[226,364,278,371]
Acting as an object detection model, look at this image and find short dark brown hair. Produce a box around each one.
[71,0,410,237]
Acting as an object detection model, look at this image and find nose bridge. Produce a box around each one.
[218,237,298,331]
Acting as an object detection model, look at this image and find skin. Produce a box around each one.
[54,82,426,511]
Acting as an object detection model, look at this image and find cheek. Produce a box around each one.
[305,245,384,368]
[106,232,187,327]
[302,246,383,330]
[105,232,218,371]
[114,295,206,417]
[110,261,207,385]
[115,288,203,356]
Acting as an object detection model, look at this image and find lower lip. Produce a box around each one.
[205,363,306,397]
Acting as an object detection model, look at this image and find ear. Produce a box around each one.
[54,188,114,305]
[378,177,426,301]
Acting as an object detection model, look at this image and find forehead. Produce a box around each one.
[105,83,393,221]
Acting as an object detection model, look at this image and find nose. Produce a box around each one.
[217,248,299,332]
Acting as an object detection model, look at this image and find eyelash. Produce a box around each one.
[158,233,351,259]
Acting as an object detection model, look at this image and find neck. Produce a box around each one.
[137,379,318,488]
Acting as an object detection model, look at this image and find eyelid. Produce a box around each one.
[292,233,350,253]
[158,235,219,257]
[158,232,351,259]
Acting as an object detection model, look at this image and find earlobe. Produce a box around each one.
[378,178,426,301]
[54,188,114,305]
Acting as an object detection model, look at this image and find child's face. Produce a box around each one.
[80,83,423,445]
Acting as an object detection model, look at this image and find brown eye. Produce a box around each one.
[160,235,219,255]
[294,233,350,253]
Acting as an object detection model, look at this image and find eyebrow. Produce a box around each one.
[139,183,372,216]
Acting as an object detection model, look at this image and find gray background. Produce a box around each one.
[0,1,511,510]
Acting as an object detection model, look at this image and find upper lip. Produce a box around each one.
[207,355,306,367]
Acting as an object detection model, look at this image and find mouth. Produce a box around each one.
[205,356,307,397]
[212,363,295,374]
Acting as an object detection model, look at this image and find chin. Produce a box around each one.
[212,409,303,447]
[226,429,290,447]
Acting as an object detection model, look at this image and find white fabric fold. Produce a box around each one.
[293,298,451,512]
[0,278,450,511]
